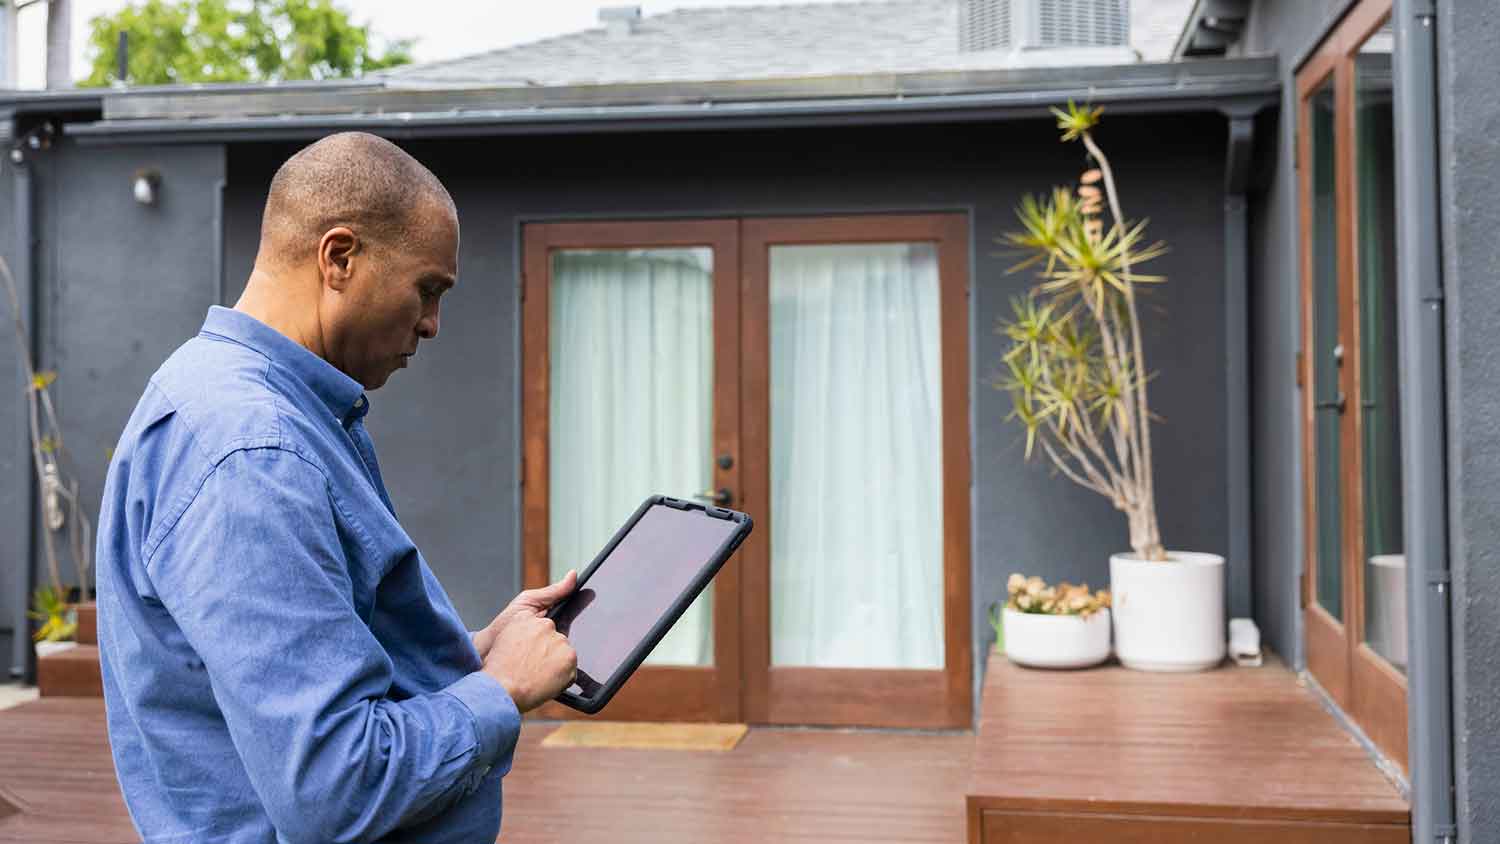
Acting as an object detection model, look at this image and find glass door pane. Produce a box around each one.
[548,247,715,666]
[1355,27,1406,673]
[767,243,944,669]
[1309,76,1346,623]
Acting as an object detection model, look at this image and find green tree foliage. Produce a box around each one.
[81,0,414,87]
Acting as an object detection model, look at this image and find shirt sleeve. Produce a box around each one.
[145,446,521,844]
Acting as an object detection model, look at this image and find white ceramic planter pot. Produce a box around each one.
[1110,551,1226,672]
[1002,607,1111,669]
[1367,554,1407,669]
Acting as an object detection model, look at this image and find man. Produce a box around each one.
[95,132,577,843]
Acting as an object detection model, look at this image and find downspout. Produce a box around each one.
[213,177,227,304]
[1392,0,1456,842]
[7,138,36,683]
[1223,108,1256,621]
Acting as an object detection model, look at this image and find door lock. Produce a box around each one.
[694,488,733,506]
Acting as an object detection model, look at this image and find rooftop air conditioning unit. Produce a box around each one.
[960,0,1132,61]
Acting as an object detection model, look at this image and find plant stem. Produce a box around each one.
[0,254,73,596]
[1081,130,1165,561]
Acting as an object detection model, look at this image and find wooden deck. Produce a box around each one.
[0,645,1412,843]
[966,651,1410,843]
[0,697,971,843]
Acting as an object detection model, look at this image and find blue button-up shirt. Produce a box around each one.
[96,306,521,844]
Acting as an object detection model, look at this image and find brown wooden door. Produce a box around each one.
[522,214,972,730]
[739,215,972,730]
[522,219,744,722]
[1296,0,1408,769]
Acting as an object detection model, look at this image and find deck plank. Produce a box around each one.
[0,697,971,843]
[966,651,1410,841]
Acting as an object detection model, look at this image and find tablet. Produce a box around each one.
[546,495,753,714]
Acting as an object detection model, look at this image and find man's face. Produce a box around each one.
[329,202,458,390]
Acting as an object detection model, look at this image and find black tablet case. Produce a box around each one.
[546,494,753,714]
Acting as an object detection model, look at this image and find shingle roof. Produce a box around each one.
[386,0,1194,88]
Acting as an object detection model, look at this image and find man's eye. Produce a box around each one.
[422,287,440,300]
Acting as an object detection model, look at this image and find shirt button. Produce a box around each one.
[354,396,365,409]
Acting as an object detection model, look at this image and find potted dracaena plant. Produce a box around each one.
[996,102,1226,672]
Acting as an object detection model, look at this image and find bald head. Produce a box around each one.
[239,131,460,391]
[257,132,456,269]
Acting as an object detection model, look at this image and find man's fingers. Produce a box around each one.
[516,569,577,610]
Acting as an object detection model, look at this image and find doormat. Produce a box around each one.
[541,721,748,752]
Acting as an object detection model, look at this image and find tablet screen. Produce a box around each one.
[552,503,741,698]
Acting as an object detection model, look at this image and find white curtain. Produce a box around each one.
[549,248,715,666]
[769,244,945,669]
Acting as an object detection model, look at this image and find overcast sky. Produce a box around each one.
[14,0,874,87]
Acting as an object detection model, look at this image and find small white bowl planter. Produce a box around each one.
[1002,607,1112,669]
[1110,551,1226,672]
[34,640,77,659]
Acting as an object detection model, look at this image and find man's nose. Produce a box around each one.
[417,313,439,340]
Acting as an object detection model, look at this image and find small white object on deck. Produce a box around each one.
[1228,617,1263,667]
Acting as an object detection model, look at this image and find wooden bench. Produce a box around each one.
[966,650,1410,843]
[36,603,102,698]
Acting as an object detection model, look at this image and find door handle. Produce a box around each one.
[1315,393,1347,414]
[694,488,733,506]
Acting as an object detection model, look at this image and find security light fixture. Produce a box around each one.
[133,169,161,205]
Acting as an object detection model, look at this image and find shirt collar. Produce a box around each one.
[199,306,369,425]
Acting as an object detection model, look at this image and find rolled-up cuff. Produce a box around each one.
[442,671,522,774]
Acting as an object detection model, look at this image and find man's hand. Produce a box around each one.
[476,571,578,712]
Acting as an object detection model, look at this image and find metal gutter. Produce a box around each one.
[62,65,1278,144]
[0,78,372,111]
[98,59,1278,120]
[1392,0,1457,841]
[0,90,103,116]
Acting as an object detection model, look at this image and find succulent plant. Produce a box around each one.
[1004,573,1111,618]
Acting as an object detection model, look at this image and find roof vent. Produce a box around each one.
[599,6,643,39]
[1036,0,1128,48]
[960,0,1129,53]
[961,0,1014,52]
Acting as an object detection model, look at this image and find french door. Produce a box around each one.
[1297,0,1407,768]
[521,215,972,729]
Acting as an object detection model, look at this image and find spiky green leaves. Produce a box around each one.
[997,293,1121,460]
[996,114,1166,465]
[1051,100,1104,142]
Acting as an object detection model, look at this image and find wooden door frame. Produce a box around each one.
[1296,0,1408,768]
[521,219,743,723]
[1297,53,1347,708]
[739,213,973,730]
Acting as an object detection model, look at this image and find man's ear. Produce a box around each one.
[318,226,359,292]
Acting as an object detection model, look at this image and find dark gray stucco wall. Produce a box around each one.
[48,141,227,541]
[1,140,225,676]
[220,115,1232,671]
[1237,0,1357,668]
[1236,0,1352,60]
[1438,3,1500,840]
[1245,104,1302,667]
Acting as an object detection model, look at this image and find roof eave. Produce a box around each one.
[62,57,1279,144]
